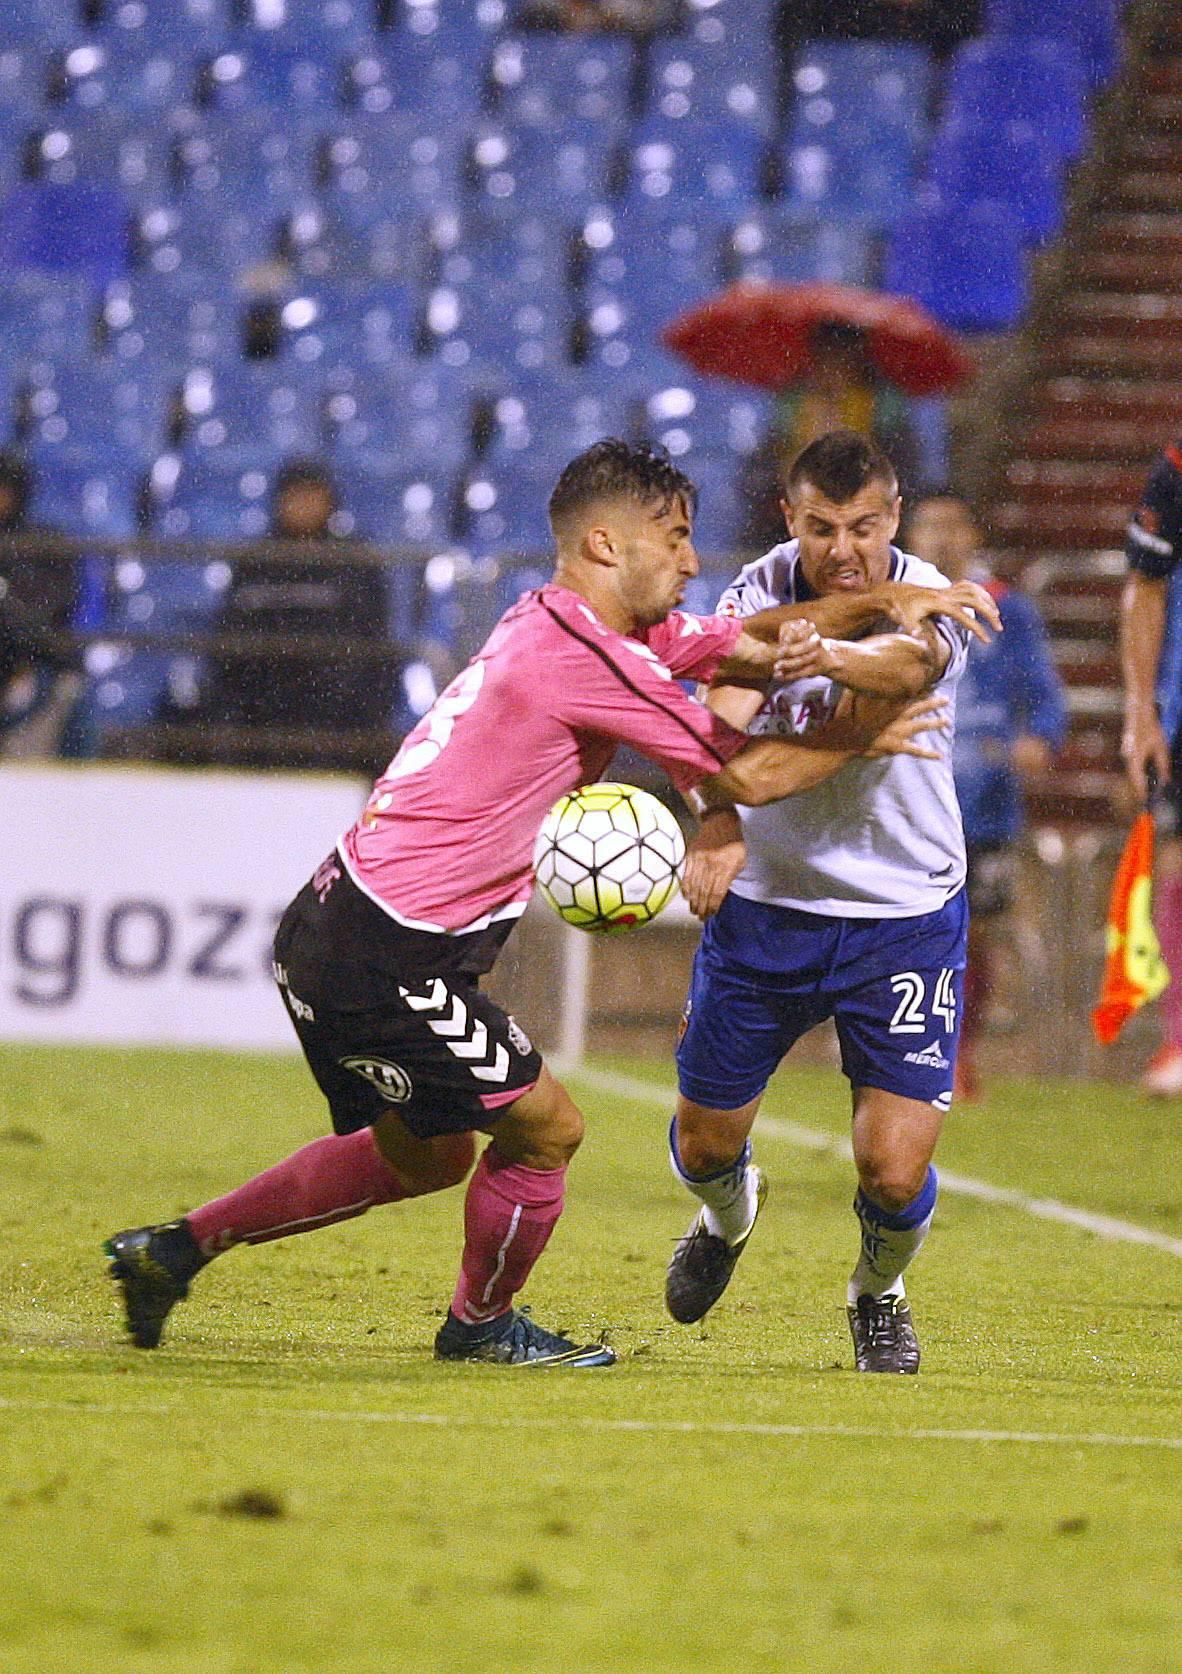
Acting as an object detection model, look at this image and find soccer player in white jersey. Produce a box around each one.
[104,440,986,1369]
[666,430,975,1374]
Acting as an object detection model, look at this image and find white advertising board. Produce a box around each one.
[0,763,367,1050]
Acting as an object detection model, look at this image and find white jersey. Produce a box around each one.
[719,540,969,919]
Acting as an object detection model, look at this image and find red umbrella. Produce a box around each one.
[662,280,975,397]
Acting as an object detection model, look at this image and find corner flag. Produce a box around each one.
[1092,812,1170,1045]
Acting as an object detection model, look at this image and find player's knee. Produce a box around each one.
[400,1132,478,1196]
[857,1155,926,1214]
[491,1080,584,1171]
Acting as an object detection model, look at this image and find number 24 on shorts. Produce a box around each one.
[888,969,957,1035]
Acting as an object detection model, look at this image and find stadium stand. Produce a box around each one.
[0,0,1134,768]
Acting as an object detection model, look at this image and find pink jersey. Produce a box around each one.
[340,584,748,933]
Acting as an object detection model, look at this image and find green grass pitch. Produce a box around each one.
[2,1041,1181,1674]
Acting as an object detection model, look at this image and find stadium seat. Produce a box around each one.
[578,206,724,335]
[790,42,934,146]
[45,39,194,116]
[326,381,471,473]
[0,272,93,360]
[26,452,143,539]
[343,27,485,120]
[176,362,323,454]
[431,209,568,293]
[780,129,916,227]
[646,38,776,131]
[458,466,554,556]
[638,380,771,464]
[146,451,278,541]
[276,282,418,368]
[194,42,340,113]
[626,117,766,210]
[23,363,171,456]
[0,180,130,282]
[131,195,281,279]
[680,454,747,560]
[885,194,1029,332]
[319,116,463,215]
[487,32,635,126]
[727,209,877,286]
[929,117,1063,246]
[987,0,1122,88]
[944,37,1087,162]
[231,0,374,52]
[465,120,618,216]
[98,274,241,365]
[171,116,317,207]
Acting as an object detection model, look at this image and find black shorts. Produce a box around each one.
[964,841,1016,919]
[272,858,543,1140]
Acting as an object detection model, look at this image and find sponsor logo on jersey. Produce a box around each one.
[903,1042,951,1071]
[341,1056,414,1103]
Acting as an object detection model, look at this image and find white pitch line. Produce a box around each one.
[2,1396,1181,1451]
[567,1065,1182,1261]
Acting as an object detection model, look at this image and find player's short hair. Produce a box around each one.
[784,429,898,505]
[548,439,698,535]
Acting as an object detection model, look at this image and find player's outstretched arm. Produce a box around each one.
[698,694,949,807]
[774,621,950,697]
[731,579,999,660]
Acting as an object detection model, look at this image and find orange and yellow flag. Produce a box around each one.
[1092,811,1170,1045]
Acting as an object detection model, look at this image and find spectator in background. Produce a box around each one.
[197,459,396,763]
[518,0,680,35]
[908,493,1066,1101]
[781,0,982,57]
[742,321,920,550]
[0,452,81,759]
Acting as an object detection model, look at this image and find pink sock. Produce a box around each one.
[450,1146,566,1326]
[186,1127,408,1255]
[1156,874,1182,1048]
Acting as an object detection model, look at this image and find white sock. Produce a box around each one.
[669,1119,759,1247]
[847,1167,938,1304]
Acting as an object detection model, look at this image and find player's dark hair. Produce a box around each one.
[783,429,898,505]
[548,439,698,534]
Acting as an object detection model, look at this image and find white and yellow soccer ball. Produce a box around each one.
[533,782,686,933]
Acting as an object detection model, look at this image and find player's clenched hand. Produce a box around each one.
[682,809,746,919]
[860,693,950,760]
[773,618,836,683]
[882,580,1001,645]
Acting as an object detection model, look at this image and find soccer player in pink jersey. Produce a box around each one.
[105,440,983,1367]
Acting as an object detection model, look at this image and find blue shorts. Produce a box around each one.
[676,890,967,1113]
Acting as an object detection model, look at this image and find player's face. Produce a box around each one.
[783,478,901,596]
[613,495,699,627]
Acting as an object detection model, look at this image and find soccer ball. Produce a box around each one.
[533,782,686,933]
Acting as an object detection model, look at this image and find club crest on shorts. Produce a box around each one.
[506,1016,532,1056]
[340,1056,413,1103]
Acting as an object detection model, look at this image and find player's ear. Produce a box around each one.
[886,495,903,541]
[779,497,795,537]
[584,522,618,566]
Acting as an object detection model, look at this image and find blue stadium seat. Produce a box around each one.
[639,380,771,463]
[678,0,781,72]
[0,272,92,359]
[465,120,618,216]
[27,113,171,199]
[131,195,280,278]
[626,117,766,209]
[0,180,130,282]
[481,369,634,470]
[727,209,877,286]
[146,451,278,541]
[319,116,463,215]
[194,41,340,112]
[647,37,777,131]
[176,362,323,454]
[231,0,374,51]
[90,0,228,52]
[432,209,568,293]
[790,42,934,145]
[99,274,241,364]
[987,0,1122,87]
[24,363,171,456]
[681,454,747,560]
[780,127,917,227]
[488,32,635,125]
[334,460,456,550]
[277,281,418,368]
[26,452,142,539]
[579,206,724,334]
[885,194,1029,332]
[326,380,471,473]
[0,0,77,48]
[929,117,1063,245]
[52,37,199,113]
[419,277,569,373]
[945,37,1087,162]
[459,466,554,556]
[172,116,317,207]
[343,29,485,120]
